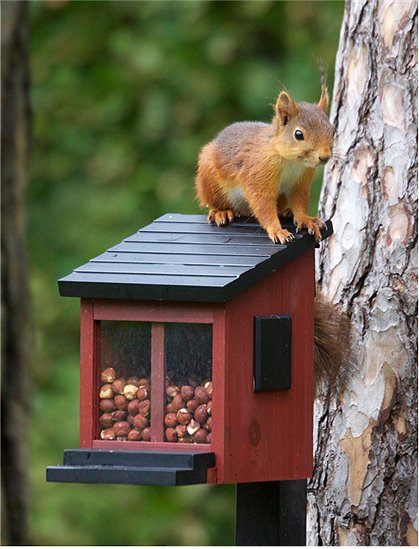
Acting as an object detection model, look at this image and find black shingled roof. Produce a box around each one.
[58,213,333,302]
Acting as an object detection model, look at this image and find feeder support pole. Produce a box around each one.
[235,479,307,546]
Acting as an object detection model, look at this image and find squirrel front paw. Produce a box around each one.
[208,209,235,226]
[267,227,295,244]
[294,215,325,241]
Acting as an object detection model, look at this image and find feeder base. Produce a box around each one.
[47,448,215,486]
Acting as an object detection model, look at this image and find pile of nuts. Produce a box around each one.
[98,367,213,444]
[164,381,212,444]
[98,367,151,441]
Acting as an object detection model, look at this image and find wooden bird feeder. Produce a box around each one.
[47,213,332,489]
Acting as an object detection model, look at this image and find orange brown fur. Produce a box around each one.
[195,81,334,243]
[314,294,353,397]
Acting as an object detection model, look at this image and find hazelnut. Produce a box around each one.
[124,384,139,400]
[187,419,200,436]
[99,413,114,429]
[181,385,195,401]
[138,377,150,388]
[133,414,148,430]
[175,424,188,438]
[192,428,209,444]
[204,381,213,398]
[127,376,140,387]
[113,421,130,437]
[127,399,140,416]
[127,429,141,441]
[171,394,184,412]
[127,414,135,426]
[141,427,151,441]
[207,401,213,415]
[136,387,148,401]
[99,399,115,413]
[178,437,192,443]
[164,413,178,428]
[194,404,208,424]
[112,378,126,394]
[204,416,212,432]
[176,408,192,425]
[166,402,176,413]
[186,399,199,413]
[165,427,178,442]
[194,386,209,404]
[100,428,115,440]
[101,367,116,384]
[99,383,114,399]
[114,394,128,410]
[138,399,150,417]
[111,410,126,422]
[166,385,179,399]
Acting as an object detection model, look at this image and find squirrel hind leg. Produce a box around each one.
[276,193,293,219]
[278,207,293,219]
[208,209,235,226]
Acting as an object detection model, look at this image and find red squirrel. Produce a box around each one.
[195,75,333,244]
[195,75,351,395]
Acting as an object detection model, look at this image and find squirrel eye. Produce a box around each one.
[294,129,305,141]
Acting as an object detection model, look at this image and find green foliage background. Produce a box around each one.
[29,1,343,545]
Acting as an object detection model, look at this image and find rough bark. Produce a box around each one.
[1,1,32,545]
[308,0,418,545]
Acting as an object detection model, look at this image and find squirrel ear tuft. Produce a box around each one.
[318,87,329,112]
[275,91,299,126]
[318,62,329,112]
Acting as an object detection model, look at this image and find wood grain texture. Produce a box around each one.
[308,0,418,545]
[220,249,315,483]
[150,323,165,442]
[79,300,96,447]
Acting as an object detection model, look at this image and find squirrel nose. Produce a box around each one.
[319,155,330,164]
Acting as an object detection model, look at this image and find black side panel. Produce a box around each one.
[254,316,292,392]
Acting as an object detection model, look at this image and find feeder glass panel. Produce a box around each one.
[97,321,152,442]
[164,323,213,444]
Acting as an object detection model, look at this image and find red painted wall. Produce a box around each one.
[221,248,315,483]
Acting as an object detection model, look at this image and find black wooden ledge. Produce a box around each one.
[47,449,215,486]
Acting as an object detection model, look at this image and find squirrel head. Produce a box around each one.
[272,84,334,168]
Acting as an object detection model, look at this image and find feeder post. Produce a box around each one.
[235,479,307,546]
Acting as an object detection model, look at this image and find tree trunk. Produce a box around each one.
[308,0,417,545]
[1,1,32,545]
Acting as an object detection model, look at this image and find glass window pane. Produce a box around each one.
[164,323,213,444]
[97,321,151,442]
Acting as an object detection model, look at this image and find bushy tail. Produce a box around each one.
[314,294,353,398]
